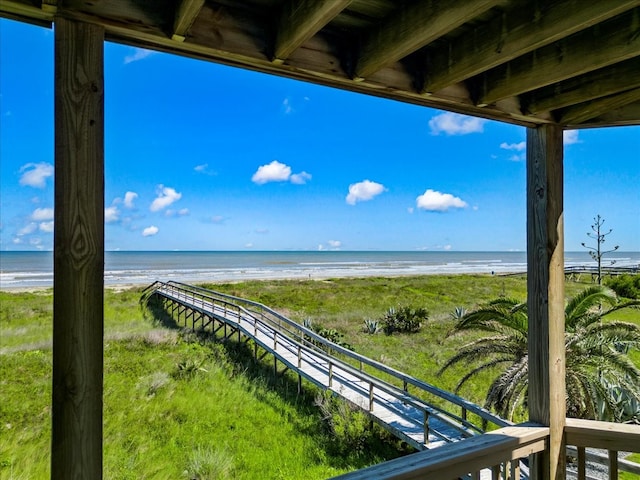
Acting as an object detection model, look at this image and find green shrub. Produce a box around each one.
[303,318,354,351]
[605,274,640,299]
[183,446,235,479]
[363,318,381,334]
[381,306,428,334]
[314,391,372,457]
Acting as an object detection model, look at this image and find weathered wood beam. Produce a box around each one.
[526,124,566,480]
[353,0,500,80]
[273,0,352,63]
[558,88,640,125]
[52,16,104,480]
[423,0,639,94]
[522,57,640,114]
[477,8,640,106]
[172,0,205,42]
[42,0,56,13]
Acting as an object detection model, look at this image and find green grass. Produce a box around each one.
[1,274,638,478]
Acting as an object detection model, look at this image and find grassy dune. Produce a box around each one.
[1,274,638,479]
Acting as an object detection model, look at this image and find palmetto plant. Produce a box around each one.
[439,286,640,422]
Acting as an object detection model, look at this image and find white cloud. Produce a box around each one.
[407,207,414,214]
[150,185,182,212]
[31,207,54,221]
[282,98,293,114]
[255,228,269,234]
[509,154,525,162]
[500,141,526,151]
[251,161,311,185]
[18,223,37,235]
[19,162,54,188]
[123,191,138,209]
[142,225,159,237]
[429,112,486,136]
[211,215,225,224]
[416,189,468,212]
[290,171,312,185]
[346,180,386,205]
[124,48,154,64]
[327,240,342,249]
[105,206,120,223]
[39,221,54,233]
[245,243,254,248]
[564,130,580,145]
[194,163,216,175]
[12,237,23,245]
[252,161,291,184]
[165,208,190,217]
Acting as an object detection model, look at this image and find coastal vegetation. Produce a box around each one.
[438,286,640,422]
[1,274,639,478]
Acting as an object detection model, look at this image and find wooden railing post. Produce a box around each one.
[527,124,566,480]
[423,409,429,445]
[52,16,105,480]
[369,383,374,411]
[608,450,618,480]
[328,362,333,388]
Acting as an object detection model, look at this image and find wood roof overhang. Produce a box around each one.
[2,0,640,129]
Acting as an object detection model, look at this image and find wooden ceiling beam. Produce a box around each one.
[423,0,639,94]
[172,0,205,42]
[273,0,352,63]
[477,8,640,106]
[522,58,640,114]
[558,88,640,125]
[353,0,500,81]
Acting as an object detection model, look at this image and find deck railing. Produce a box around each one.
[333,419,640,479]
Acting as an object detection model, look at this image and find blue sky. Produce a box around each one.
[1,19,638,252]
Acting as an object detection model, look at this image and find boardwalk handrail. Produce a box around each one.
[153,282,475,441]
[148,281,510,434]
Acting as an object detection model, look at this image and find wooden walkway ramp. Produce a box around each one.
[142,281,511,452]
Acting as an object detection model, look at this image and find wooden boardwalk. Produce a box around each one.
[143,281,510,452]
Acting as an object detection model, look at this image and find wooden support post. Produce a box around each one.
[527,124,566,480]
[52,17,105,480]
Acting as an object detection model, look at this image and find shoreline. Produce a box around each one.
[1,270,507,294]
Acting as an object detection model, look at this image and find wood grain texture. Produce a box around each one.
[273,0,352,62]
[52,16,104,480]
[526,124,565,480]
[478,8,640,105]
[423,0,639,93]
[354,0,499,80]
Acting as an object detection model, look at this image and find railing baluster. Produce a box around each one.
[609,450,618,480]
[491,464,501,480]
[329,362,333,388]
[369,383,374,411]
[423,408,429,445]
[578,446,586,480]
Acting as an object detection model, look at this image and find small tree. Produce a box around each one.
[581,214,619,285]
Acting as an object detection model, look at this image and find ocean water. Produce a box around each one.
[1,250,639,289]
